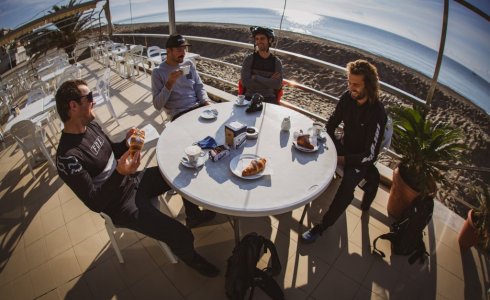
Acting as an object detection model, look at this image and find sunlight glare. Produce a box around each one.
[281,9,322,26]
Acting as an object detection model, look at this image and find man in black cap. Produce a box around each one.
[152,33,210,120]
[240,26,283,104]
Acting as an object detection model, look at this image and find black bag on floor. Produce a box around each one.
[373,195,434,264]
[225,232,284,300]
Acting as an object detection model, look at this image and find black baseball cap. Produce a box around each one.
[166,34,192,48]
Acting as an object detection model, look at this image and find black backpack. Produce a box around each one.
[225,232,284,300]
[373,195,434,264]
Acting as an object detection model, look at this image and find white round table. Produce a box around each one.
[156,102,337,240]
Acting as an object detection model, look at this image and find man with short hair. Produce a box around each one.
[152,34,210,120]
[240,26,283,104]
[55,80,219,277]
[302,59,387,243]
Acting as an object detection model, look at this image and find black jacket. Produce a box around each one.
[326,90,387,168]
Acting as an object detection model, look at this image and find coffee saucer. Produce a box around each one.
[181,155,207,168]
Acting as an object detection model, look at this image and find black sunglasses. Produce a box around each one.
[78,91,94,103]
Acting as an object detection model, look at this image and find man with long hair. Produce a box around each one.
[302,59,387,243]
[240,26,283,104]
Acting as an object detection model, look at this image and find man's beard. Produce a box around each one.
[350,89,366,100]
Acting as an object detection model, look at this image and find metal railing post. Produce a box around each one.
[426,0,449,108]
[168,0,176,34]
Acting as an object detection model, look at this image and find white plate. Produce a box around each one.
[293,139,319,152]
[181,155,207,168]
[230,154,271,179]
[200,109,218,119]
[234,99,250,107]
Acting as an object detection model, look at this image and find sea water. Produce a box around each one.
[118,7,490,114]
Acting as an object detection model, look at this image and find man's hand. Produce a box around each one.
[116,150,141,175]
[271,72,281,80]
[202,100,211,106]
[165,69,183,90]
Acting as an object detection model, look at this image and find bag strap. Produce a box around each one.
[372,233,395,258]
[262,238,282,276]
[253,268,284,300]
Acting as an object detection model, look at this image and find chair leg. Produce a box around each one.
[106,226,125,264]
[299,203,310,225]
[105,101,120,126]
[158,242,178,264]
[22,151,36,179]
[158,194,176,218]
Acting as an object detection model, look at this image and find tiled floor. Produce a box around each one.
[0,58,488,300]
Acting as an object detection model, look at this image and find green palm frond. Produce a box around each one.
[390,106,466,194]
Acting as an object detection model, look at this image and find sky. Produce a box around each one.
[1,0,489,79]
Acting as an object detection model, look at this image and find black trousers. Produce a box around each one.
[110,167,201,262]
[319,141,380,231]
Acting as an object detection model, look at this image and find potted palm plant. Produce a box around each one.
[387,106,465,218]
[458,187,490,252]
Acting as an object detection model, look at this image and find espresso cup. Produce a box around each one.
[185,145,203,165]
[180,64,190,75]
[237,95,245,104]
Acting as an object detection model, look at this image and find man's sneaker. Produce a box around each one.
[301,225,322,244]
[186,210,216,228]
[185,253,219,277]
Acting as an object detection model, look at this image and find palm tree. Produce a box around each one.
[28,0,96,63]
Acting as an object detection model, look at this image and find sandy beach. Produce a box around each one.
[114,22,489,213]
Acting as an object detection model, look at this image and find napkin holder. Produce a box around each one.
[225,121,247,149]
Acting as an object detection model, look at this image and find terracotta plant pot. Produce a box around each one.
[387,167,420,219]
[458,209,478,250]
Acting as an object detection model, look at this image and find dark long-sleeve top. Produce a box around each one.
[326,91,387,168]
[56,121,133,213]
[240,52,283,98]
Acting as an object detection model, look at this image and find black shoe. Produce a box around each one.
[186,210,216,228]
[185,253,219,277]
[301,225,322,244]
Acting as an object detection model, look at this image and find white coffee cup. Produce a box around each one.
[180,64,190,75]
[237,95,245,104]
[312,122,323,136]
[185,145,203,165]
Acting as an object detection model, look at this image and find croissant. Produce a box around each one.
[129,130,145,157]
[242,158,267,176]
[297,135,314,150]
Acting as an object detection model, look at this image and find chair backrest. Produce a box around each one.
[96,77,109,100]
[26,88,46,106]
[30,80,50,94]
[147,46,162,58]
[10,120,42,151]
[238,79,284,103]
[380,116,393,151]
[62,65,81,79]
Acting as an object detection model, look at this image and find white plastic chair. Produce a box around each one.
[126,45,147,77]
[10,120,56,178]
[147,46,164,69]
[94,70,120,126]
[100,211,178,264]
[30,80,51,95]
[25,88,47,106]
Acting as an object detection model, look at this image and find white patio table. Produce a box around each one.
[156,102,337,243]
[4,95,57,136]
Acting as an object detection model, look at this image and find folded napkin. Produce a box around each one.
[195,136,218,149]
